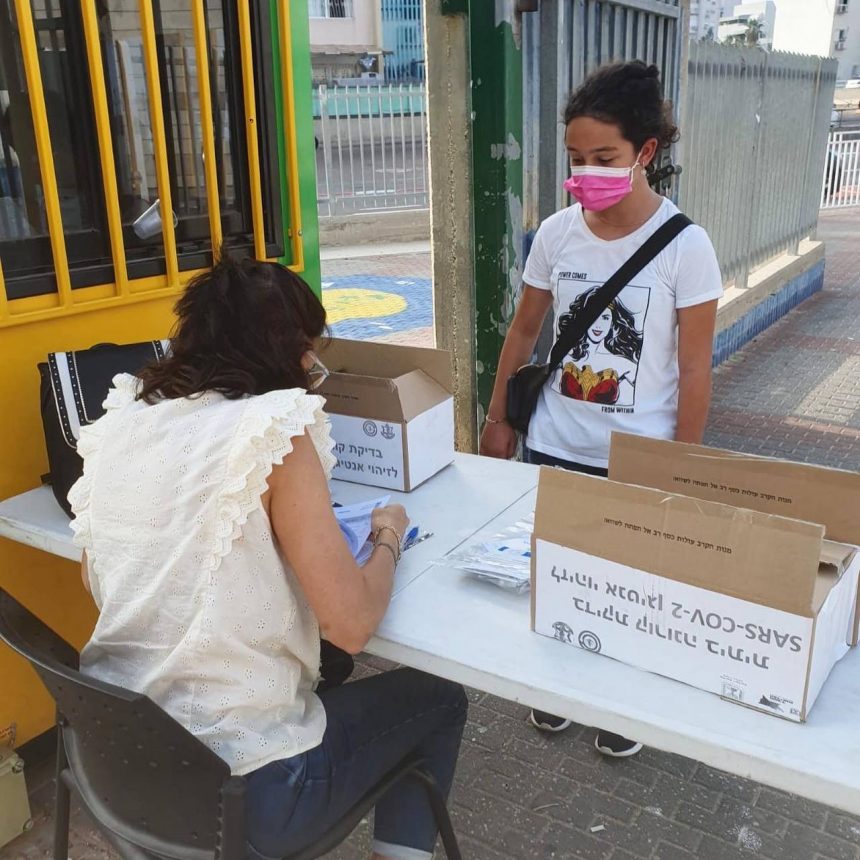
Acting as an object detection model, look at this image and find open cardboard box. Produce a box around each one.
[531,434,860,721]
[317,339,455,492]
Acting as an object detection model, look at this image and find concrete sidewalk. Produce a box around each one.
[9,212,860,860]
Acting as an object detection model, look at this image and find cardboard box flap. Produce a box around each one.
[813,542,857,613]
[396,369,451,421]
[534,467,826,617]
[319,338,454,392]
[820,540,857,573]
[609,434,860,546]
[320,374,404,422]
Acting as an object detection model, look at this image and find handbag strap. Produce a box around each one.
[546,213,693,374]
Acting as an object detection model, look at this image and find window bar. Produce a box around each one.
[277,0,305,271]
[0,259,8,322]
[167,46,190,212]
[192,0,223,257]
[236,0,267,261]
[12,0,72,307]
[139,0,179,287]
[81,0,129,295]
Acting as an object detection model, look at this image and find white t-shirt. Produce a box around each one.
[69,375,336,775]
[523,198,723,468]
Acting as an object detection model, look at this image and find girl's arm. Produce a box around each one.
[480,286,554,459]
[676,300,719,444]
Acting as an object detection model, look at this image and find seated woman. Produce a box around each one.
[69,256,468,860]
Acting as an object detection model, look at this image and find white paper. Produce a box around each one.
[533,540,814,720]
[334,496,390,561]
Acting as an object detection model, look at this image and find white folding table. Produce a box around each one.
[2,453,859,817]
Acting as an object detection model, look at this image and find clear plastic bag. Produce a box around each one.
[436,514,534,594]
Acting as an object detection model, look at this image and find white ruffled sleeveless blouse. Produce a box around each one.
[68,374,337,775]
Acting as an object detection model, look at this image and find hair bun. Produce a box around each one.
[622,60,661,83]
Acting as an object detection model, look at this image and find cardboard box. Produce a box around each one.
[318,339,455,492]
[0,748,32,849]
[531,434,860,721]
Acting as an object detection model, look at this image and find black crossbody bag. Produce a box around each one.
[505,213,693,433]
[38,340,171,516]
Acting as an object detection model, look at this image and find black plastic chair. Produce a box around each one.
[0,588,462,860]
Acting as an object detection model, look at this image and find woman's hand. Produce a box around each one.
[371,504,409,543]
[479,420,517,460]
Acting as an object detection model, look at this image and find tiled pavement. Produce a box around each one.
[321,244,434,348]
[6,211,860,860]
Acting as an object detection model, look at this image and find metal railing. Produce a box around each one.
[679,43,838,288]
[821,130,860,209]
[314,83,428,217]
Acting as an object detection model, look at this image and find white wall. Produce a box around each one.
[309,3,382,51]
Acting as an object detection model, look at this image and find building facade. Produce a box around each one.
[773,0,860,82]
[381,0,424,82]
[690,0,733,41]
[307,0,384,85]
[718,1,777,49]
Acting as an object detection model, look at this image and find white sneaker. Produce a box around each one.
[529,710,572,732]
[595,730,643,757]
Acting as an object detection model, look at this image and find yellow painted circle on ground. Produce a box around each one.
[324,288,407,324]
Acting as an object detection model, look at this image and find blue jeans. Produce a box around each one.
[524,447,609,478]
[245,668,467,860]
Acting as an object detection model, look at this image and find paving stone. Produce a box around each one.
[755,787,829,829]
[826,812,860,845]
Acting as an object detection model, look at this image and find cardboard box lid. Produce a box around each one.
[534,467,827,617]
[320,339,454,391]
[609,434,860,546]
[318,339,454,422]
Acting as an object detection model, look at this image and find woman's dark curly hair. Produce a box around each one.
[563,60,679,172]
[137,255,327,403]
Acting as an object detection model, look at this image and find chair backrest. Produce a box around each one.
[0,588,242,860]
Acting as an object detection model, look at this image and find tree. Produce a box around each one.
[724,16,766,48]
[744,16,765,47]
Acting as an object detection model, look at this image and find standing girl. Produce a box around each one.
[479,60,723,756]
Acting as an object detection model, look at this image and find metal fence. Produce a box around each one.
[314,84,428,217]
[680,43,838,288]
[821,130,860,209]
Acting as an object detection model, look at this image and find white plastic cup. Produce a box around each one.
[132,198,179,240]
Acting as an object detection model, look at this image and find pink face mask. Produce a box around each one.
[563,157,641,211]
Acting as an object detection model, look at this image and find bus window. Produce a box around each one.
[0,0,285,302]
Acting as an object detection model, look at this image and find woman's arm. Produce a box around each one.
[81,551,90,594]
[480,286,554,459]
[268,433,407,655]
[676,299,719,444]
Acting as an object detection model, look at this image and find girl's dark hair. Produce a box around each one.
[558,287,643,364]
[137,255,327,403]
[563,60,679,169]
